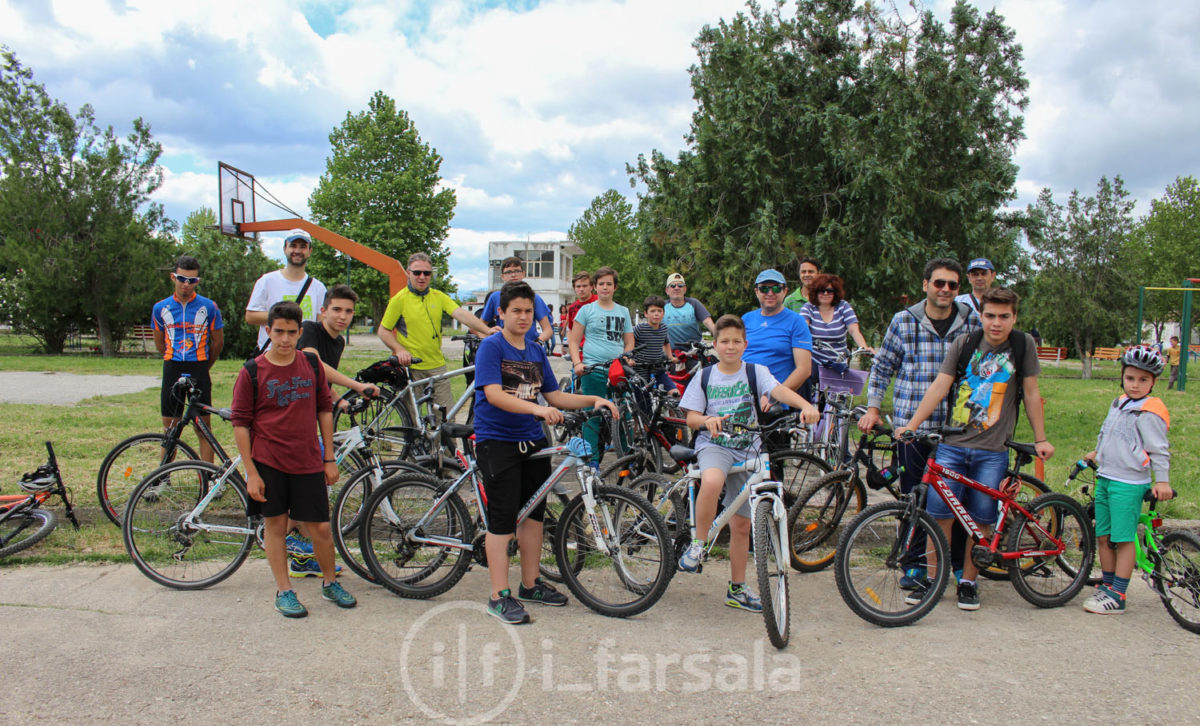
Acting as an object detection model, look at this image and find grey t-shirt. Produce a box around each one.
[940,331,1040,452]
[679,362,779,451]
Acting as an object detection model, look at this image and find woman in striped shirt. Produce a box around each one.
[798,274,873,370]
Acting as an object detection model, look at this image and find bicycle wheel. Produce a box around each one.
[600,449,662,487]
[0,508,57,558]
[359,474,474,599]
[122,460,253,590]
[835,501,950,627]
[626,473,687,546]
[1005,492,1094,608]
[96,433,200,526]
[335,389,417,460]
[331,460,430,583]
[539,492,583,583]
[1158,531,1200,634]
[788,469,866,572]
[766,449,833,508]
[754,498,790,649]
[979,471,1050,581]
[555,485,675,617]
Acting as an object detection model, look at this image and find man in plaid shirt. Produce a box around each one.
[858,257,980,526]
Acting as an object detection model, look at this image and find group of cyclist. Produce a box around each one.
[150,234,1172,623]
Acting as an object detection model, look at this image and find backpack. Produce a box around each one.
[948,328,1028,430]
[243,350,321,406]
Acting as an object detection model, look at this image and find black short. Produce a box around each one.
[161,360,212,418]
[248,460,330,522]
[476,438,550,536]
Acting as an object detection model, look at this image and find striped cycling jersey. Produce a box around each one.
[152,294,224,362]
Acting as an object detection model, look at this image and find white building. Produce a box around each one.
[471,240,585,318]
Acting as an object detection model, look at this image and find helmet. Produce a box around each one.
[1121,345,1165,377]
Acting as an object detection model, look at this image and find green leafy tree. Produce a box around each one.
[177,207,276,359]
[307,91,457,322]
[1127,176,1200,344]
[568,189,660,310]
[629,0,1028,330]
[1028,177,1136,378]
[0,48,172,354]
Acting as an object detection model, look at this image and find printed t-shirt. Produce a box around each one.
[246,271,327,349]
[574,301,633,365]
[473,334,560,442]
[231,353,333,474]
[379,287,460,370]
[940,331,1040,452]
[679,362,779,452]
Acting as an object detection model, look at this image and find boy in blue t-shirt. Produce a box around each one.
[678,315,819,612]
[475,281,617,625]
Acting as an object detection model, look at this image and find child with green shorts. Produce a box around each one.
[1082,345,1173,614]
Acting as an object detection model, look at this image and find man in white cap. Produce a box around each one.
[955,257,996,314]
[663,272,716,347]
[245,229,328,353]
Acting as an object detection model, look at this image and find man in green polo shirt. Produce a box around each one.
[377,253,496,412]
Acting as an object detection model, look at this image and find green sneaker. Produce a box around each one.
[275,589,308,618]
[321,580,357,609]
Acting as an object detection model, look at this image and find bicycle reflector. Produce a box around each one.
[607,358,627,387]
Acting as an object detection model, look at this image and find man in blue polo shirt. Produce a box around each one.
[152,254,224,462]
[742,268,813,401]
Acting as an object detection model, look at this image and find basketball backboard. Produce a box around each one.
[218,162,257,239]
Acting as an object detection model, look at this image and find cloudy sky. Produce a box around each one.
[2,0,1197,293]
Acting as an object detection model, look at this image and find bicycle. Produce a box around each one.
[627,414,810,648]
[0,442,81,558]
[1068,459,1200,633]
[834,429,1094,627]
[357,410,676,617]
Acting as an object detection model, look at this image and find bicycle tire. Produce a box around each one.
[600,450,662,487]
[1004,492,1094,608]
[359,474,475,599]
[335,389,418,460]
[555,485,674,617]
[978,471,1051,581]
[766,449,833,508]
[626,473,687,543]
[539,492,583,583]
[0,508,56,558]
[122,460,254,590]
[835,501,950,627]
[787,469,866,573]
[1158,530,1200,634]
[97,433,200,526]
[331,460,430,583]
[754,498,791,649]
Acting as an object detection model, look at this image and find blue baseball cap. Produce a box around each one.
[754,268,786,285]
[967,257,994,272]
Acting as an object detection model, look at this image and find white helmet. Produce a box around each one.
[1121,345,1165,377]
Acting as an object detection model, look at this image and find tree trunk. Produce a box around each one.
[1079,333,1093,379]
[95,312,115,357]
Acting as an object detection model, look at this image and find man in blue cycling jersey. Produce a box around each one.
[152,254,224,462]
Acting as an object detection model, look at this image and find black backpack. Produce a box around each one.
[949,328,1028,426]
[243,350,321,405]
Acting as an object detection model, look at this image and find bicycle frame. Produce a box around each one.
[677,454,789,558]
[1,442,79,528]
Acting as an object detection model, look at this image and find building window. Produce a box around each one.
[518,249,555,279]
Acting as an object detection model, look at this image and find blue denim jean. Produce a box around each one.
[925,443,1009,526]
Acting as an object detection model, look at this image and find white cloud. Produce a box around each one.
[440,177,514,210]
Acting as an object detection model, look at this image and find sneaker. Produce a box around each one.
[487,589,531,625]
[288,557,343,578]
[286,533,314,557]
[1083,585,1126,614]
[899,567,928,591]
[957,581,980,611]
[274,589,308,618]
[678,540,705,573]
[904,580,931,606]
[517,578,568,607]
[141,482,163,502]
[725,582,763,613]
[321,580,357,609]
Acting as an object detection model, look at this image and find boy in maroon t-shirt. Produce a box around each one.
[231,301,355,617]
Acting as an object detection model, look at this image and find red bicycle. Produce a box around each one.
[1,442,81,558]
[834,429,1094,627]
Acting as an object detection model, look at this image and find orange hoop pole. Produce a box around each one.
[239,219,408,296]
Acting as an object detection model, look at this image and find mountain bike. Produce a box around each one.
[1068,459,1200,633]
[834,429,1093,627]
[357,410,676,617]
[0,442,81,558]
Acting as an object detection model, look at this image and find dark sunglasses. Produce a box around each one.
[931,279,960,290]
[173,274,200,285]
[757,284,784,294]
[667,283,685,289]
[817,288,835,295]
[410,269,433,277]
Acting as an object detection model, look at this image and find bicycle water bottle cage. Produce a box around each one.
[566,437,593,458]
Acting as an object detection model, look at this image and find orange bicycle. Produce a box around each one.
[1,442,80,558]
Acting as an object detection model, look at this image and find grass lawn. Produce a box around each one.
[0,341,1195,565]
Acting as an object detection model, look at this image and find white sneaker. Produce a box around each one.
[678,540,704,572]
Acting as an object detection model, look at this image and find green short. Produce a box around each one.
[1094,475,1150,543]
